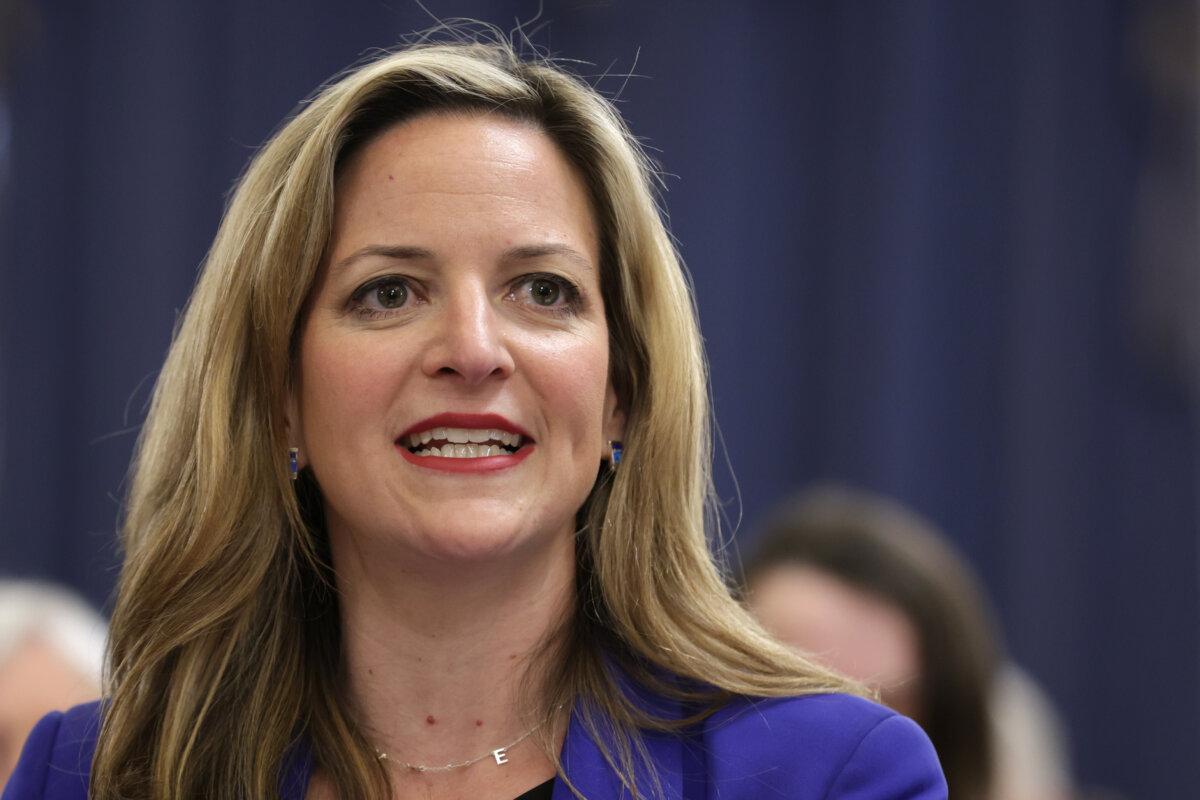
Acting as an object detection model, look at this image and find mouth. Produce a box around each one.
[401,426,526,458]
[395,413,534,471]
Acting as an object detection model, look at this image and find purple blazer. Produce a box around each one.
[4,692,945,799]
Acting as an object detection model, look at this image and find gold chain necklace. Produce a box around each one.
[375,704,563,774]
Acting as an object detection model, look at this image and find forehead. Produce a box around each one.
[329,111,600,266]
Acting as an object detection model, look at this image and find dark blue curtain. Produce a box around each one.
[1,2,1194,797]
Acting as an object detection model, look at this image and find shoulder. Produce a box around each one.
[698,693,947,800]
[2,701,100,800]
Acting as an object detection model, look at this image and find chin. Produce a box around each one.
[415,530,523,562]
[324,489,580,567]
[403,514,572,565]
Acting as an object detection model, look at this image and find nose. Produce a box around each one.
[420,283,515,385]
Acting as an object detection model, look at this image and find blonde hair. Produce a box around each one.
[93,36,857,800]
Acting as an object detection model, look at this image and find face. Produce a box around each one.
[291,112,623,565]
[749,564,923,720]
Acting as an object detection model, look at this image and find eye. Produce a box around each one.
[511,274,581,315]
[374,280,408,309]
[349,276,412,318]
[528,277,561,306]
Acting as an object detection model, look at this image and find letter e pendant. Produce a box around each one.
[492,747,509,765]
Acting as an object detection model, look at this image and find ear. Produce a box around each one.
[602,381,626,456]
[285,381,309,470]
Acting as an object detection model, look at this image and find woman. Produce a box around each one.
[5,39,944,799]
[743,484,1074,800]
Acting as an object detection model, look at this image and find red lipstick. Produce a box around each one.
[398,413,532,440]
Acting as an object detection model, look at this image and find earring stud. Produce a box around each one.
[288,447,300,480]
[609,441,623,466]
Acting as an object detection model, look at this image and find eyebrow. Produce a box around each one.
[333,244,434,272]
[502,243,594,273]
[333,243,595,273]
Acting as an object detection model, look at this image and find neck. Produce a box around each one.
[331,527,576,774]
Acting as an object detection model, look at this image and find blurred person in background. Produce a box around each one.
[742,485,1075,800]
[0,582,106,787]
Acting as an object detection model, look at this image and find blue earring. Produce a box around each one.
[288,447,300,480]
[609,441,623,466]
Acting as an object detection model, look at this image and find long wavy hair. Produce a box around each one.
[92,36,857,800]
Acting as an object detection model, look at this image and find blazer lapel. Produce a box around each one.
[553,694,692,800]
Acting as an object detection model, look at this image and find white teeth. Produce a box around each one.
[411,441,517,458]
[404,426,526,454]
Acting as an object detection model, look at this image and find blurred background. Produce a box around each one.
[0,1,1196,797]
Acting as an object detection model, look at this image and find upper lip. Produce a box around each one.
[397,412,533,441]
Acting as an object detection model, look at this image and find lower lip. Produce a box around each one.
[397,444,535,473]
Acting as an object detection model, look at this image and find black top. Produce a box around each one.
[513,778,554,800]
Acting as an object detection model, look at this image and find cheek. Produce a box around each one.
[299,327,399,437]
[521,331,610,438]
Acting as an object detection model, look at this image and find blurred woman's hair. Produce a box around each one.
[741,484,999,800]
[93,33,855,800]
